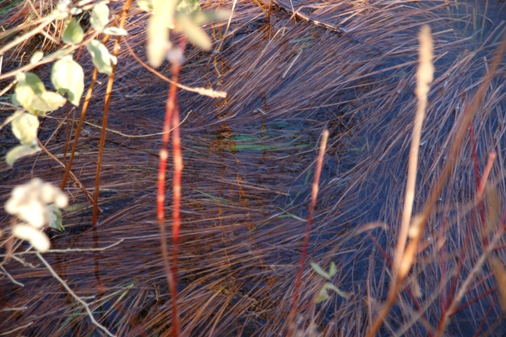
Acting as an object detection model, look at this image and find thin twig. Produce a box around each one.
[0,322,33,336]
[0,239,123,257]
[123,39,227,98]
[47,110,193,138]
[0,264,24,287]
[37,139,97,208]
[0,80,16,98]
[0,109,23,131]
[36,252,116,337]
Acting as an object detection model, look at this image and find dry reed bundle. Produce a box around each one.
[1,1,506,336]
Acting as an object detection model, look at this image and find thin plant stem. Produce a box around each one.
[92,0,135,225]
[60,66,99,190]
[157,38,187,337]
[287,129,329,337]
[171,78,183,337]
[477,151,497,198]
[396,24,434,281]
[123,37,226,98]
[367,25,434,337]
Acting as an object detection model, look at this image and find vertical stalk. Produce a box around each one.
[91,0,135,225]
[287,129,328,336]
[157,38,187,337]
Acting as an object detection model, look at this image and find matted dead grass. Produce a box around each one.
[1,1,506,336]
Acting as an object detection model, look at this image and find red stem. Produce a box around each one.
[287,130,328,336]
[157,38,187,337]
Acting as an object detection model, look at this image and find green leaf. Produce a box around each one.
[314,287,330,303]
[177,0,201,14]
[155,0,178,29]
[13,73,46,112]
[102,27,128,36]
[136,0,153,12]
[63,203,86,212]
[311,262,330,280]
[62,18,84,44]
[30,51,44,64]
[86,39,114,75]
[323,282,351,300]
[44,49,69,61]
[5,144,41,167]
[147,12,168,68]
[51,56,84,106]
[90,1,109,31]
[47,204,65,232]
[176,14,211,51]
[12,112,39,145]
[146,0,178,67]
[192,9,230,25]
[30,92,66,112]
[329,261,337,278]
[19,72,46,93]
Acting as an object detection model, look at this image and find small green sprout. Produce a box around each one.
[310,261,351,303]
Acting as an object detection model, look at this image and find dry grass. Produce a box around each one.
[1,0,506,336]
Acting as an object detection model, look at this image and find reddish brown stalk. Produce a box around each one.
[157,38,187,337]
[92,76,112,225]
[60,66,99,191]
[171,86,182,311]
[287,129,329,337]
[472,300,497,337]
[454,288,495,313]
[60,29,117,191]
[469,124,481,196]
[92,0,135,225]
[61,31,123,197]
[477,151,496,197]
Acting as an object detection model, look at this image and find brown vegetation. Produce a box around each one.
[1,1,506,336]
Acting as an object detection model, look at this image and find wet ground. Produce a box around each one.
[1,1,506,336]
